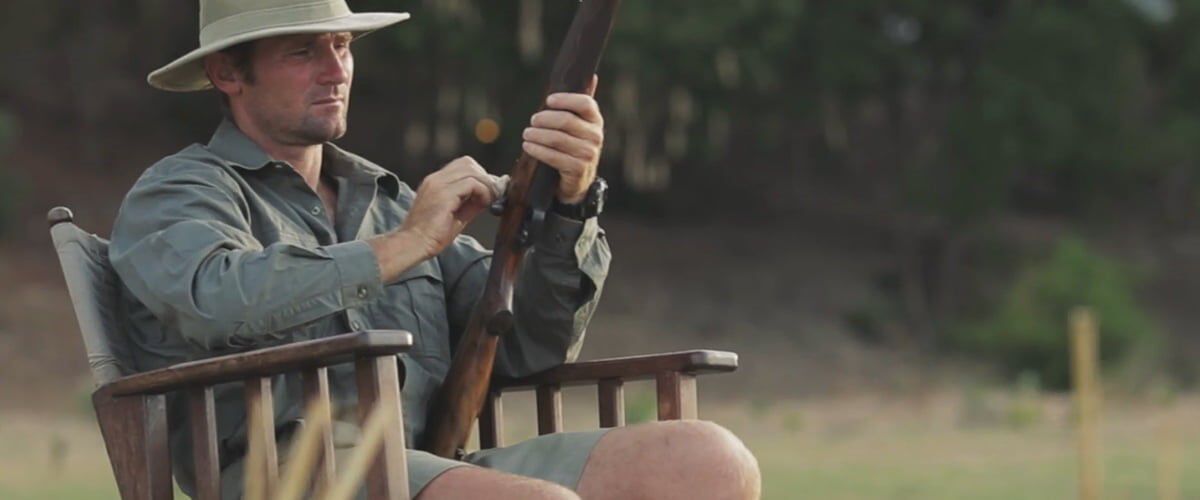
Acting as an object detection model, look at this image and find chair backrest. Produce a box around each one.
[47,206,131,385]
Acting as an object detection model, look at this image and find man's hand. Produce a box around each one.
[522,75,604,204]
[369,156,503,282]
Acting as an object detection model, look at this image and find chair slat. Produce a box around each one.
[188,386,221,500]
[597,378,625,428]
[536,384,563,435]
[301,367,336,493]
[245,377,279,497]
[655,372,697,420]
[355,356,408,500]
[478,390,503,449]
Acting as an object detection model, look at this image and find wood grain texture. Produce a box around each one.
[187,386,220,500]
[478,390,503,449]
[492,350,737,391]
[536,384,564,435]
[91,390,172,500]
[597,378,625,428]
[106,331,412,396]
[302,367,336,493]
[245,377,279,497]
[655,372,698,420]
[355,356,408,500]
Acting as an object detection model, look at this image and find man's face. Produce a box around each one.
[231,32,355,145]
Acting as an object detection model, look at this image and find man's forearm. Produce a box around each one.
[366,229,437,284]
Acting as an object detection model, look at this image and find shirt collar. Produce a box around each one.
[208,118,402,200]
[208,118,273,170]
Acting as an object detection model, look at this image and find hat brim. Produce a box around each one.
[148,12,410,92]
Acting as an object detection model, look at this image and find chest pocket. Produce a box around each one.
[373,259,450,365]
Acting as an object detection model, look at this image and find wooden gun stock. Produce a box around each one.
[420,0,622,459]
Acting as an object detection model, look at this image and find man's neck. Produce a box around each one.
[234,117,324,192]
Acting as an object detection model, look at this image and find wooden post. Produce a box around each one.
[655,371,697,420]
[187,386,221,500]
[1156,411,1181,500]
[355,356,408,500]
[1069,307,1103,500]
[301,367,336,493]
[244,377,278,500]
[536,384,563,435]
[597,378,625,428]
[479,391,504,449]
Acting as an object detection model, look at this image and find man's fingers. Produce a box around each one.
[427,156,489,186]
[522,141,587,177]
[530,110,603,143]
[449,176,495,222]
[522,127,598,162]
[544,93,603,125]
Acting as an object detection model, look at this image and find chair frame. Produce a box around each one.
[48,206,738,500]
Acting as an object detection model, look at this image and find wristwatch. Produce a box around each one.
[551,177,608,220]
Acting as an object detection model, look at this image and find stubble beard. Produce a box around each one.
[288,105,348,145]
[249,96,348,147]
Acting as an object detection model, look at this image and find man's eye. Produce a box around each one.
[290,49,310,57]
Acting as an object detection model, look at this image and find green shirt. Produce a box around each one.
[108,119,610,493]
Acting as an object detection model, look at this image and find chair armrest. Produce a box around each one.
[101,330,413,397]
[491,349,738,391]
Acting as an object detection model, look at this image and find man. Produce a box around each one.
[111,1,760,498]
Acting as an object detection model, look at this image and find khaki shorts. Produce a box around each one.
[219,427,611,498]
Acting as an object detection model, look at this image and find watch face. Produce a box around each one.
[592,178,608,216]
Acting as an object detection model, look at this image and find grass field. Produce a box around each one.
[2,389,1197,499]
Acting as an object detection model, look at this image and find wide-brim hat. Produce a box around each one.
[149,0,410,92]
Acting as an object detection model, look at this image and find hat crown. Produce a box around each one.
[198,0,353,46]
[150,0,408,92]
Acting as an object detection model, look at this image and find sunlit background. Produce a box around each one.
[2,1,1200,498]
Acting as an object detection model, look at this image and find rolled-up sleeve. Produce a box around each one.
[440,212,611,378]
[109,160,384,351]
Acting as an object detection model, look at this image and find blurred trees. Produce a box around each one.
[6,0,1200,380]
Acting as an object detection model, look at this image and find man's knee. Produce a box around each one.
[417,466,579,500]
[582,420,761,499]
[658,420,761,496]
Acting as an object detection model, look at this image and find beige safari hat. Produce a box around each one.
[148,0,410,92]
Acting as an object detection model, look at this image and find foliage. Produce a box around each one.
[955,236,1160,389]
[0,108,19,237]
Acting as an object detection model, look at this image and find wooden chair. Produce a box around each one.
[48,206,738,499]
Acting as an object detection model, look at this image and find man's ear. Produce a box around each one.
[204,52,242,97]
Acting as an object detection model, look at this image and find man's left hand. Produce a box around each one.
[522,75,603,204]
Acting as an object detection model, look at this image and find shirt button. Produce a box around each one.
[351,321,363,331]
[311,206,322,215]
[356,286,369,299]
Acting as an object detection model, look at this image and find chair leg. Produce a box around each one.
[92,389,173,499]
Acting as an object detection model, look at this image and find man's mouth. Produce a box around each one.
[312,97,343,106]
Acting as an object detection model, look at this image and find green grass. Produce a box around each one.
[3,393,1198,499]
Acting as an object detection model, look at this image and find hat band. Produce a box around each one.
[199,1,353,46]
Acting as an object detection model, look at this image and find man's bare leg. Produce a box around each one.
[576,420,761,500]
[416,466,581,500]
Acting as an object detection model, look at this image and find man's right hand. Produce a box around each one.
[368,156,503,283]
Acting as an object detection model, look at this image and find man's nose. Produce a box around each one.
[316,46,350,85]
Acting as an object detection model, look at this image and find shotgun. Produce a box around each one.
[420,0,622,459]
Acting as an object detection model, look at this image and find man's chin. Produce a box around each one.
[294,119,347,144]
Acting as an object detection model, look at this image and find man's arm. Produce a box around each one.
[111,155,502,352]
[109,161,385,351]
[440,212,610,378]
